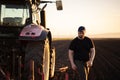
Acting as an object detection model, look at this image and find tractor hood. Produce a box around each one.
[19,24,48,41]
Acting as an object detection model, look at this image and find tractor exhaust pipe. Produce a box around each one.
[40,10,46,28]
[40,4,47,28]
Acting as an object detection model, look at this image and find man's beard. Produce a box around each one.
[78,36,84,39]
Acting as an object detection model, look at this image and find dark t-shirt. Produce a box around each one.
[69,37,94,61]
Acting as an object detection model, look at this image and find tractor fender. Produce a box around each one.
[19,24,49,41]
[39,29,48,40]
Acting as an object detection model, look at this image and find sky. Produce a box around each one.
[44,0,120,38]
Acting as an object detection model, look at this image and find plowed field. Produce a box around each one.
[52,38,120,80]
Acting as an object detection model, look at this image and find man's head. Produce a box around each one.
[78,26,86,39]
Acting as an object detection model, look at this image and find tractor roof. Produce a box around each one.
[0,0,27,5]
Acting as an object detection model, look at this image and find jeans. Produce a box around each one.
[74,60,89,80]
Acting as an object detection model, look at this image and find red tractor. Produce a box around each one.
[0,0,63,80]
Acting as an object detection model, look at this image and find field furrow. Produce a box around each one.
[52,38,120,80]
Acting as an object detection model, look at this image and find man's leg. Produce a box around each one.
[74,60,86,80]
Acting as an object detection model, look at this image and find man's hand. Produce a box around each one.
[68,50,78,71]
[86,60,93,67]
[71,63,77,71]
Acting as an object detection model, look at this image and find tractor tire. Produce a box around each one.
[49,48,56,78]
[43,38,50,80]
[24,38,51,80]
[24,41,44,80]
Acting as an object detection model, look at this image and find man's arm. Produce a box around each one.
[87,48,96,67]
[89,48,96,62]
[68,50,74,65]
[68,49,77,70]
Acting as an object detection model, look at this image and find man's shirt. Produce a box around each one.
[69,37,94,61]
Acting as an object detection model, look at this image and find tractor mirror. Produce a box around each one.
[56,0,63,10]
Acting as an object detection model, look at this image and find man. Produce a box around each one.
[68,26,95,80]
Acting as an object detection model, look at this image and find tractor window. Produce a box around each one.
[0,4,30,26]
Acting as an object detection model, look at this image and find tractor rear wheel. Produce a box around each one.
[49,48,56,79]
[43,38,50,80]
[24,41,44,80]
[24,38,51,80]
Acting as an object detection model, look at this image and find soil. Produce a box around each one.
[51,38,120,80]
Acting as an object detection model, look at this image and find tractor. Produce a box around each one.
[0,0,63,80]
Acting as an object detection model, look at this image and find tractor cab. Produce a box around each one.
[0,0,31,26]
[0,4,30,27]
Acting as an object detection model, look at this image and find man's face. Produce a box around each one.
[78,30,85,39]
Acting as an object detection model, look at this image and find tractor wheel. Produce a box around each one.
[49,48,56,78]
[43,38,50,80]
[24,41,44,80]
